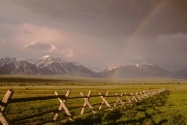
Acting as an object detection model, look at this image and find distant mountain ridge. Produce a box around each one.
[99,64,174,78]
[0,56,98,77]
[174,69,187,79]
[0,57,17,74]
[0,56,186,79]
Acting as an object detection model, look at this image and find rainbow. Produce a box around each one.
[112,0,167,81]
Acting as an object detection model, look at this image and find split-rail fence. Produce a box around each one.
[0,88,165,125]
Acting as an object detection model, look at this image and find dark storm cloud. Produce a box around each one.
[122,34,187,71]
[12,0,187,38]
[140,0,187,37]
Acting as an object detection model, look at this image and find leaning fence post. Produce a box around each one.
[0,111,9,125]
[53,90,73,121]
[99,92,113,111]
[99,91,108,110]
[113,93,124,107]
[136,92,142,101]
[148,90,152,96]
[125,93,132,105]
[0,89,14,125]
[155,89,159,95]
[150,90,155,96]
[80,91,96,115]
[80,91,91,115]
[143,90,149,98]
[130,93,138,103]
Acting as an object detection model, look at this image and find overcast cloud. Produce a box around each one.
[0,0,187,71]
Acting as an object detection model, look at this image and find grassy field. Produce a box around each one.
[0,76,187,125]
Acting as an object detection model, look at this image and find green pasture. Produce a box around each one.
[0,76,187,124]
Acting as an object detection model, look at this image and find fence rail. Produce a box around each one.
[0,88,166,125]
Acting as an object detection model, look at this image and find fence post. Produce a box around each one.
[80,91,96,115]
[143,90,149,98]
[99,91,108,110]
[148,90,152,96]
[99,92,113,111]
[0,89,14,125]
[130,93,138,103]
[0,111,9,125]
[125,93,132,105]
[155,89,160,95]
[80,91,91,115]
[140,91,145,99]
[136,92,142,101]
[113,93,124,107]
[53,90,73,121]
[150,90,155,96]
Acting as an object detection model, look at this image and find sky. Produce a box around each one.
[0,0,187,71]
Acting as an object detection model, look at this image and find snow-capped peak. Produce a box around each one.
[103,66,118,72]
[42,55,51,59]
[131,61,154,68]
[142,61,153,66]
[36,55,67,67]
[0,57,16,66]
[135,64,140,67]
[72,62,81,66]
[107,66,118,71]
[41,55,66,63]
[40,55,55,62]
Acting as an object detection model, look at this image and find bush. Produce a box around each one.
[102,109,122,123]
[167,110,186,125]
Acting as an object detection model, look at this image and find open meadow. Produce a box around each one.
[0,76,187,125]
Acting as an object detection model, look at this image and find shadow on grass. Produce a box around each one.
[63,90,171,125]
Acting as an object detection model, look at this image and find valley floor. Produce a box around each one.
[0,76,187,124]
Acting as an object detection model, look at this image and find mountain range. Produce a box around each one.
[0,55,98,77]
[0,56,186,79]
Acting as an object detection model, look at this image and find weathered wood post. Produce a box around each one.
[53,90,73,121]
[99,92,113,111]
[147,90,151,96]
[80,91,91,115]
[135,92,142,101]
[139,92,145,99]
[143,90,149,98]
[113,93,125,107]
[0,89,14,125]
[125,92,132,105]
[150,90,155,96]
[99,91,108,110]
[130,93,138,103]
[155,89,160,95]
[80,91,96,115]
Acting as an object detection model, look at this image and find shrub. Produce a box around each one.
[102,109,122,123]
[167,110,186,125]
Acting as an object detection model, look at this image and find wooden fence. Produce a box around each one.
[0,88,166,125]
